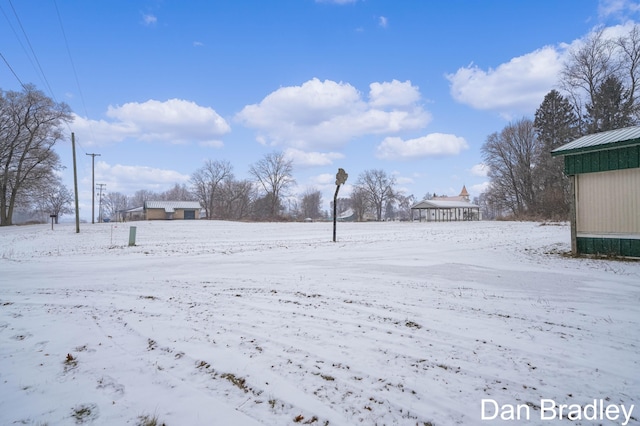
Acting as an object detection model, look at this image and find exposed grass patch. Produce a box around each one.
[137,413,167,426]
[405,320,422,329]
[293,414,319,424]
[64,353,78,372]
[71,403,98,424]
[221,372,249,393]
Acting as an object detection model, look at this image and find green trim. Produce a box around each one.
[577,237,640,258]
[552,138,640,157]
[564,145,640,175]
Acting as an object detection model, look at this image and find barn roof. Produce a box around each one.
[551,126,640,156]
[144,201,202,213]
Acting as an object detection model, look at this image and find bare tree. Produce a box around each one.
[394,193,415,221]
[1,85,72,226]
[129,189,158,208]
[300,187,323,219]
[216,179,255,220]
[481,118,539,217]
[159,183,195,201]
[354,169,397,221]
[190,159,233,219]
[249,152,295,219]
[349,187,368,221]
[103,192,130,221]
[561,25,640,130]
[615,24,640,119]
[561,28,617,130]
[37,181,73,224]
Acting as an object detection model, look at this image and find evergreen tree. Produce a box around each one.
[585,75,636,133]
[533,90,580,218]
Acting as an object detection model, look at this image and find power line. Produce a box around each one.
[53,0,97,147]
[6,0,57,102]
[0,51,26,89]
[0,3,34,90]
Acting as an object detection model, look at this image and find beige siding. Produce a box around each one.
[576,168,640,234]
[146,209,167,220]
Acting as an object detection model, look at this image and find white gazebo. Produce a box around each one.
[411,199,480,222]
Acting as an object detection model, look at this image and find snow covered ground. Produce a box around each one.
[1,220,638,426]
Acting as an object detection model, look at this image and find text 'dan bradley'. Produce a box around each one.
[481,399,635,425]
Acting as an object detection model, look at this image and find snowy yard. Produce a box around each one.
[0,220,638,425]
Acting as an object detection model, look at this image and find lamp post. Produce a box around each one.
[333,168,348,242]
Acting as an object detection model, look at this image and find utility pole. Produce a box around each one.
[72,133,80,233]
[86,153,101,223]
[96,183,106,223]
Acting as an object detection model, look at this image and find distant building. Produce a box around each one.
[143,201,202,220]
[120,206,144,222]
[552,126,640,258]
[411,186,480,221]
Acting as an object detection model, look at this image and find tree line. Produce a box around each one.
[481,25,640,220]
[104,158,417,223]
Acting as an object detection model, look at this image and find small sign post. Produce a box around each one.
[128,226,137,246]
[333,168,348,242]
[49,214,57,230]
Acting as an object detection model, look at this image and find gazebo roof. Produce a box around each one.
[411,199,478,209]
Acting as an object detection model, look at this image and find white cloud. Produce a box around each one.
[199,140,224,148]
[94,161,190,194]
[369,80,420,108]
[378,16,388,28]
[446,23,640,117]
[284,148,345,167]
[142,14,157,26]
[310,173,340,186]
[598,0,640,19]
[469,163,488,177]
[71,99,230,146]
[236,78,430,150]
[446,46,562,116]
[375,133,469,160]
[394,175,414,185]
[470,181,490,195]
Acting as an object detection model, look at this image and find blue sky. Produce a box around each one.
[2,0,639,219]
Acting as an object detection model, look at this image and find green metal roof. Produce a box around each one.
[551,126,640,156]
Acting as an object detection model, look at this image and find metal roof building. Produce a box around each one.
[143,201,202,220]
[552,126,640,258]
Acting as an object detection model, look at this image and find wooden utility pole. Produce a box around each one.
[86,153,101,223]
[72,133,80,233]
